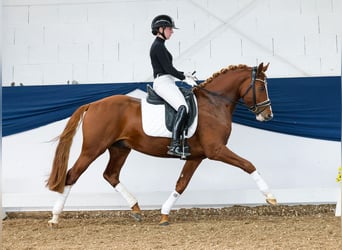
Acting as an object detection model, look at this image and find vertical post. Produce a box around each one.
[0,0,5,233]
[340,37,342,231]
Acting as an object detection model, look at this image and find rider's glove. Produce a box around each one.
[184,72,198,87]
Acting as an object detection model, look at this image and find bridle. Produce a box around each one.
[240,67,271,115]
[195,67,271,115]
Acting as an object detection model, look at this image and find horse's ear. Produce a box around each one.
[257,62,264,74]
[263,62,270,72]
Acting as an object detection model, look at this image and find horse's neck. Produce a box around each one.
[204,71,248,100]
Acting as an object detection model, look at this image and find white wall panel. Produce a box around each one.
[306,33,339,56]
[87,3,113,24]
[211,35,242,58]
[273,34,304,56]
[2,0,341,83]
[3,44,29,64]
[14,64,43,85]
[86,63,104,83]
[42,63,73,84]
[103,61,134,82]
[58,43,88,63]
[29,44,58,64]
[292,16,319,35]
[320,55,341,75]
[316,0,334,14]
[71,63,88,83]
[269,0,300,14]
[102,41,119,62]
[3,6,28,25]
[3,25,15,46]
[286,55,321,76]
[49,24,87,45]
[133,21,153,42]
[59,4,88,24]
[88,42,103,63]
[242,36,273,57]
[260,56,293,77]
[28,5,60,24]
[2,64,14,85]
[333,0,342,13]
[299,0,317,16]
[319,14,342,34]
[13,24,44,46]
[133,63,152,82]
[43,24,64,45]
[205,0,240,20]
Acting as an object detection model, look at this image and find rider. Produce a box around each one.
[150,14,197,157]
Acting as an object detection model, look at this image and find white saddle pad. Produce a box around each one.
[141,98,198,138]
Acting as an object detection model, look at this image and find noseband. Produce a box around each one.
[240,67,271,115]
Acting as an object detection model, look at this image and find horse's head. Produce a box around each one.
[240,63,273,121]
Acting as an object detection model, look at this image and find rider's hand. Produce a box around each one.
[184,72,198,87]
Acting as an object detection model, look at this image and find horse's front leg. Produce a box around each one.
[205,144,277,205]
[159,159,202,226]
[103,146,142,222]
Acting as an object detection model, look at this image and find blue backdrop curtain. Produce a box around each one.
[2,76,341,141]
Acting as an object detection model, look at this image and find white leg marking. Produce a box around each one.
[48,185,72,225]
[115,183,138,208]
[251,171,270,196]
[161,190,180,215]
[251,171,277,205]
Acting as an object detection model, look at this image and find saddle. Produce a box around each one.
[146,85,197,133]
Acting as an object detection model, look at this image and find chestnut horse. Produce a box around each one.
[47,62,277,226]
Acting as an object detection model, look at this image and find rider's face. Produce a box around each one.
[160,26,173,40]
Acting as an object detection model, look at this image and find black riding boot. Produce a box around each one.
[167,105,191,157]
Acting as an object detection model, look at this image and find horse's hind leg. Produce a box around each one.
[103,146,142,221]
[48,148,105,227]
[48,185,72,226]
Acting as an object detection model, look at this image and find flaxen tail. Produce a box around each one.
[47,104,89,193]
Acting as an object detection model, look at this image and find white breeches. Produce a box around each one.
[153,75,188,112]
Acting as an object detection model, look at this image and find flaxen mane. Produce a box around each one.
[199,64,250,87]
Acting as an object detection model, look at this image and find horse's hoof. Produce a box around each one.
[48,220,58,228]
[131,212,142,222]
[159,214,169,226]
[266,195,278,206]
[159,221,170,226]
[266,198,277,206]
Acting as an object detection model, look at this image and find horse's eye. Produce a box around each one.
[258,86,265,91]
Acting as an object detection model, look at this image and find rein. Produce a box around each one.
[195,67,271,115]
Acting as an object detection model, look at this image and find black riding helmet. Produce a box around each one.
[151,14,178,36]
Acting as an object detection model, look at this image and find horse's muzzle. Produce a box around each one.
[256,111,273,122]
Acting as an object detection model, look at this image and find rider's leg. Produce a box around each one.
[167,105,189,156]
[153,75,188,112]
[153,75,191,157]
